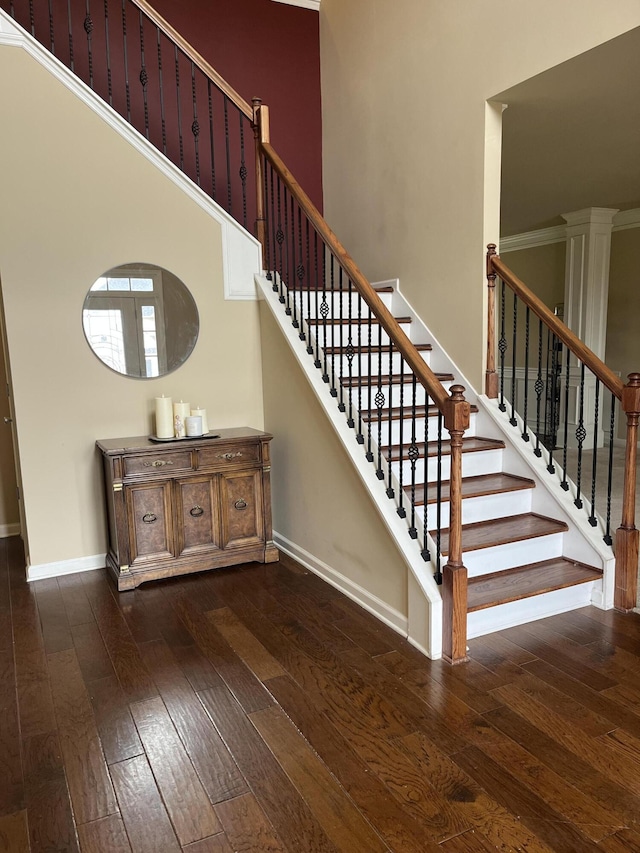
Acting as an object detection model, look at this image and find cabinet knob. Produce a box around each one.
[142,513,157,524]
[234,499,247,510]
[190,505,204,518]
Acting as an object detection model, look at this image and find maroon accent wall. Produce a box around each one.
[151,0,323,212]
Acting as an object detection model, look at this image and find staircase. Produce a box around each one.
[263,277,607,648]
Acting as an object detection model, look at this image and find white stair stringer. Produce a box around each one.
[256,274,443,659]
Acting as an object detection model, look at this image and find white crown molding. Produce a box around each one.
[0,9,261,300]
[271,0,320,10]
[500,207,640,253]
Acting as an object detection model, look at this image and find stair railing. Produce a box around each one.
[486,244,639,610]
[3,0,473,662]
[255,106,471,663]
[4,0,257,230]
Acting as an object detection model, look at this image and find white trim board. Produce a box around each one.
[0,523,21,539]
[271,0,320,9]
[500,208,640,253]
[27,553,106,582]
[0,9,261,300]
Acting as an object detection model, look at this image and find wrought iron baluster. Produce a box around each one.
[328,255,338,398]
[275,174,285,303]
[589,377,600,526]
[239,115,247,228]
[47,0,54,53]
[191,62,200,185]
[337,262,345,411]
[66,0,75,72]
[320,250,330,384]
[604,393,616,545]
[139,10,150,140]
[385,340,394,497]
[104,0,112,105]
[293,205,304,334]
[522,305,530,441]
[355,286,364,443]
[175,45,184,170]
[498,278,507,412]
[375,327,385,479]
[574,361,587,508]
[346,276,356,429]
[289,196,297,324]
[283,188,291,315]
[435,411,443,583]
[534,317,543,457]
[223,95,231,213]
[313,231,321,366]
[306,220,313,354]
[397,357,406,518]
[207,80,215,198]
[120,1,131,119]
[28,0,34,36]
[407,375,419,538]
[547,332,558,474]
[365,310,374,463]
[269,164,278,287]
[263,155,272,278]
[422,392,431,565]
[84,0,94,90]
[561,347,571,490]
[510,290,518,426]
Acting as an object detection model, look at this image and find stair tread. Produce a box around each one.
[386,436,504,461]
[437,512,569,556]
[341,372,454,388]
[467,557,602,612]
[306,316,412,325]
[324,343,432,354]
[406,472,535,506]
[362,402,477,421]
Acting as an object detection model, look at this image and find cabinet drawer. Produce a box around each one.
[197,442,260,470]
[123,450,193,478]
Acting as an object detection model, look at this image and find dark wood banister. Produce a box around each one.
[261,141,451,414]
[487,246,624,400]
[129,0,254,120]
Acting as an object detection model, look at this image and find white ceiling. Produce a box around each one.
[496,26,640,236]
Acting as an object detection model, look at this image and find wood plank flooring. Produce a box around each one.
[3,534,640,851]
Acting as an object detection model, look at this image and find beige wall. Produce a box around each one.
[319,0,640,390]
[0,46,264,569]
[259,303,408,616]
[502,242,566,312]
[607,228,640,383]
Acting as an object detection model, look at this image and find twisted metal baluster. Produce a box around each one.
[328,256,338,398]
[283,190,292,315]
[313,231,321,366]
[534,317,543,457]
[375,329,385,480]
[320,248,330,384]
[263,157,272,279]
[28,0,34,35]
[574,361,587,508]
[397,357,406,518]
[207,80,216,199]
[191,62,201,185]
[589,377,601,526]
[175,46,184,171]
[275,174,285,303]
[121,0,131,122]
[365,308,374,463]
[385,340,394,497]
[560,347,571,490]
[337,262,345,410]
[290,201,301,330]
[604,394,616,545]
[355,283,364,443]
[223,95,231,213]
[48,0,55,53]
[268,165,278,287]
[522,306,530,441]
[84,0,94,90]
[239,115,247,228]
[305,220,314,354]
[156,28,167,154]
[547,333,558,474]
[422,392,431,565]
[66,0,75,72]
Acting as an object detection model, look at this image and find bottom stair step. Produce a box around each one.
[467,558,602,612]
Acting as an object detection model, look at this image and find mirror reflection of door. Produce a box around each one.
[82,268,167,378]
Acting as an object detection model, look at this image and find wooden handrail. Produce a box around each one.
[489,248,624,400]
[130,0,254,120]
[261,142,450,412]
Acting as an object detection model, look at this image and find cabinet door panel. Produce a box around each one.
[126,481,173,565]
[175,476,220,557]
[220,471,264,549]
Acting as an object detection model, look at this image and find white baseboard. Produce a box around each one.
[274,532,408,637]
[27,553,106,582]
[0,523,21,538]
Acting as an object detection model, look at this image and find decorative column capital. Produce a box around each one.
[561,207,619,229]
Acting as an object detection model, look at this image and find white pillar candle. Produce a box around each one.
[185,415,203,437]
[191,406,208,434]
[173,400,190,438]
[155,395,174,439]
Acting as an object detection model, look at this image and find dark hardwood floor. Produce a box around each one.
[3,534,640,851]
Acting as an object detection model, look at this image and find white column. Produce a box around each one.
[562,207,618,448]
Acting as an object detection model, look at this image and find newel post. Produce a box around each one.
[442,385,471,664]
[615,372,640,610]
[252,97,270,269]
[485,244,499,398]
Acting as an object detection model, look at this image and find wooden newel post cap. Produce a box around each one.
[622,373,640,414]
[444,385,471,433]
[252,96,262,121]
[486,244,497,278]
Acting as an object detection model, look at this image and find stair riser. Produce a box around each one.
[325,350,431,377]
[307,323,412,347]
[419,488,533,530]
[464,532,564,577]
[392,448,504,483]
[371,413,478,445]
[467,581,600,640]
[292,290,394,317]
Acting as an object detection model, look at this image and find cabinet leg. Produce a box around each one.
[264,542,280,563]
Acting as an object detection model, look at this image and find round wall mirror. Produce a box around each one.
[82,263,199,379]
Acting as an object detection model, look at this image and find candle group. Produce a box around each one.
[154,396,210,439]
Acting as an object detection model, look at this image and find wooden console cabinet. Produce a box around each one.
[96,428,279,590]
